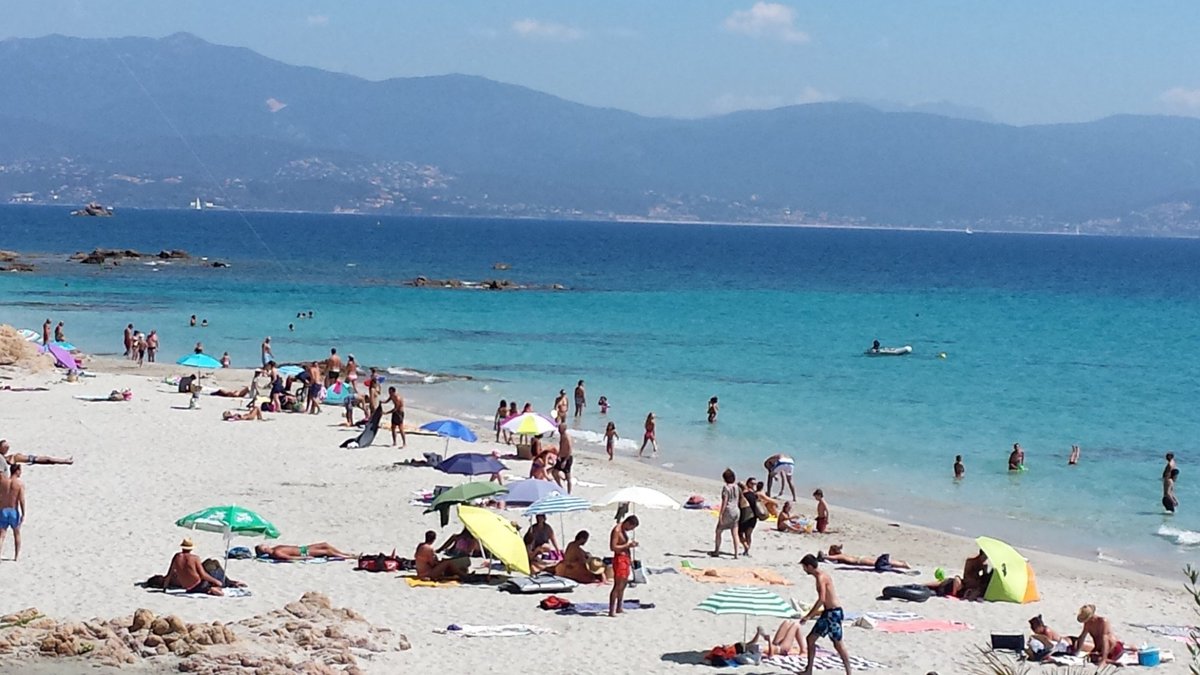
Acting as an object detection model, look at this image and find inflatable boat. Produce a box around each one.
[865,345,912,357]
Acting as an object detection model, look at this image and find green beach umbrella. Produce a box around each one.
[424,482,508,514]
[176,505,280,560]
[695,586,798,640]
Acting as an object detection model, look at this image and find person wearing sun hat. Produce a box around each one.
[163,537,226,596]
[1072,604,1125,665]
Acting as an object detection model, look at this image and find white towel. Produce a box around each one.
[436,624,554,637]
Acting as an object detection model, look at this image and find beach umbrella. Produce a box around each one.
[502,479,561,506]
[436,452,506,478]
[176,353,222,369]
[458,505,530,575]
[425,482,508,513]
[52,341,76,351]
[499,412,558,437]
[695,586,798,640]
[596,486,681,510]
[420,419,478,452]
[41,343,77,370]
[277,364,303,376]
[976,536,1039,603]
[524,492,590,539]
[18,329,41,343]
[176,505,280,560]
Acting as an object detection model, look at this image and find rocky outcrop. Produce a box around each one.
[406,275,565,291]
[157,249,190,259]
[0,262,34,272]
[0,592,408,672]
[73,248,143,264]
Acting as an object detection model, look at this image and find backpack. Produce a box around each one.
[538,595,573,611]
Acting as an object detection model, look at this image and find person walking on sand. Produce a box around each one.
[707,396,719,423]
[604,422,618,461]
[609,515,639,617]
[553,423,574,493]
[0,464,25,561]
[123,323,134,357]
[797,554,851,675]
[261,337,274,367]
[574,380,586,418]
[954,455,965,479]
[305,362,322,415]
[386,386,406,448]
[711,468,741,558]
[639,413,658,457]
[813,489,830,533]
[1008,443,1025,471]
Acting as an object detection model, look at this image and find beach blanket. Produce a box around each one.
[166,587,253,599]
[766,648,886,671]
[1131,623,1196,642]
[435,623,554,637]
[556,600,654,616]
[405,578,459,588]
[874,619,971,633]
[1045,650,1174,667]
[683,566,791,586]
[255,556,341,564]
[834,565,920,576]
[843,610,921,623]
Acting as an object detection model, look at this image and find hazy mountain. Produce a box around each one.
[848,98,997,123]
[2,33,1199,231]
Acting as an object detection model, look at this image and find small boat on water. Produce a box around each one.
[71,203,114,217]
[865,345,913,357]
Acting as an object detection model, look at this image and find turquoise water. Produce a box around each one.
[2,206,1198,571]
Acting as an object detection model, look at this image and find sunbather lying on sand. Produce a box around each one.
[255,542,353,561]
[211,386,250,397]
[222,403,264,421]
[750,619,807,657]
[416,530,467,581]
[0,440,73,469]
[1026,614,1090,661]
[818,544,911,569]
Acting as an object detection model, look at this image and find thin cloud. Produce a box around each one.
[1161,87,1200,114]
[723,2,809,43]
[710,87,836,115]
[511,19,583,42]
[306,15,329,27]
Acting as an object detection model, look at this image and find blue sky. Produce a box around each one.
[3,0,1199,124]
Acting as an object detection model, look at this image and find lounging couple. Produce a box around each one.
[1027,607,1124,666]
[525,515,607,584]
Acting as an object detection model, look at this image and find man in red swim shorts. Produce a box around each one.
[608,515,639,617]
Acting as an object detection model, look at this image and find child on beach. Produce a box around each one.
[813,489,829,533]
[604,422,618,460]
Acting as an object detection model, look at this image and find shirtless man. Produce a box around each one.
[960,550,990,600]
[261,337,274,367]
[123,323,134,357]
[325,348,342,387]
[553,423,574,493]
[1164,468,1180,513]
[555,530,607,584]
[146,330,158,362]
[1072,604,1124,665]
[0,440,74,469]
[54,321,65,343]
[812,489,829,533]
[164,538,225,595]
[365,369,382,413]
[0,464,25,561]
[255,542,352,561]
[573,380,586,417]
[386,386,406,447]
[305,362,322,414]
[797,554,852,675]
[415,530,465,581]
[41,319,51,346]
[1008,443,1025,471]
[765,453,797,500]
[608,515,639,617]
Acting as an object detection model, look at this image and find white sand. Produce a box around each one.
[0,356,1193,673]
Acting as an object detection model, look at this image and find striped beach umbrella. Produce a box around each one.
[499,412,558,437]
[524,492,591,536]
[695,586,798,640]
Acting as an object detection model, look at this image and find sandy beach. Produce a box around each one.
[0,353,1194,673]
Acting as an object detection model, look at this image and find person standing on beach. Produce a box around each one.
[365,368,381,413]
[608,515,639,617]
[136,333,147,366]
[639,413,658,457]
[554,423,574,493]
[41,319,51,346]
[386,386,406,448]
[711,468,741,558]
[797,554,852,675]
[54,321,65,343]
[707,396,719,423]
[954,455,965,479]
[261,337,274,367]
[0,463,25,561]
[325,349,342,387]
[1008,443,1025,471]
[813,489,830,533]
[345,355,358,391]
[574,380,586,418]
[604,422,618,461]
[146,330,158,363]
[123,323,134,357]
[305,362,322,414]
[494,399,508,443]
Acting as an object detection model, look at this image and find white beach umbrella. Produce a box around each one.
[595,486,681,510]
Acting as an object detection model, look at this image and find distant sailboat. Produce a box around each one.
[191,197,202,210]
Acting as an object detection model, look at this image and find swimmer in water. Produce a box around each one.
[870,339,881,353]
[1008,443,1024,471]
[953,455,965,479]
[1068,444,1080,466]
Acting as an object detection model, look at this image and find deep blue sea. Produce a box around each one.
[2,205,1198,572]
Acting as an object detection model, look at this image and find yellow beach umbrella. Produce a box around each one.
[976,536,1039,603]
[458,505,530,575]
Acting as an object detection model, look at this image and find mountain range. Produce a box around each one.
[2,32,1199,234]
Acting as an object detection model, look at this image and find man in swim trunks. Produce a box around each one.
[164,538,225,596]
[1072,604,1124,665]
[386,386,406,448]
[574,380,586,417]
[123,323,134,357]
[1008,443,1024,471]
[608,515,639,617]
[812,489,829,533]
[305,362,322,414]
[0,440,74,469]
[415,530,466,581]
[325,348,342,386]
[0,464,25,561]
[261,336,273,367]
[764,453,797,500]
[553,423,574,493]
[255,542,352,561]
[960,549,990,600]
[797,554,851,675]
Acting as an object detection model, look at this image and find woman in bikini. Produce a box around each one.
[750,620,807,657]
[639,412,658,457]
[604,422,618,461]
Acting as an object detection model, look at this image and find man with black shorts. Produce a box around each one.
[386,386,406,448]
[553,423,574,493]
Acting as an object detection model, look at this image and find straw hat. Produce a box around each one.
[180,538,194,551]
[1076,604,1096,622]
[586,557,605,574]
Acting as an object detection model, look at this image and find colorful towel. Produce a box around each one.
[1047,650,1174,667]
[255,556,339,564]
[766,648,886,671]
[683,566,791,586]
[435,623,554,637]
[405,578,460,588]
[874,619,971,633]
[557,600,654,616]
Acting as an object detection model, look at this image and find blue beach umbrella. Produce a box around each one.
[435,452,506,478]
[177,353,222,369]
[420,418,478,452]
[501,479,561,506]
[277,364,303,377]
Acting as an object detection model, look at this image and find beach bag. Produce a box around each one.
[990,633,1024,652]
[538,595,573,611]
[357,553,401,573]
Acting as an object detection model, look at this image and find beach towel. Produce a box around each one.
[1046,650,1174,667]
[166,587,253,598]
[683,566,791,586]
[405,578,460,588]
[255,555,341,564]
[874,619,971,633]
[435,623,555,637]
[766,648,886,671]
[843,610,921,623]
[556,600,654,616]
[834,565,920,576]
[1131,623,1196,642]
